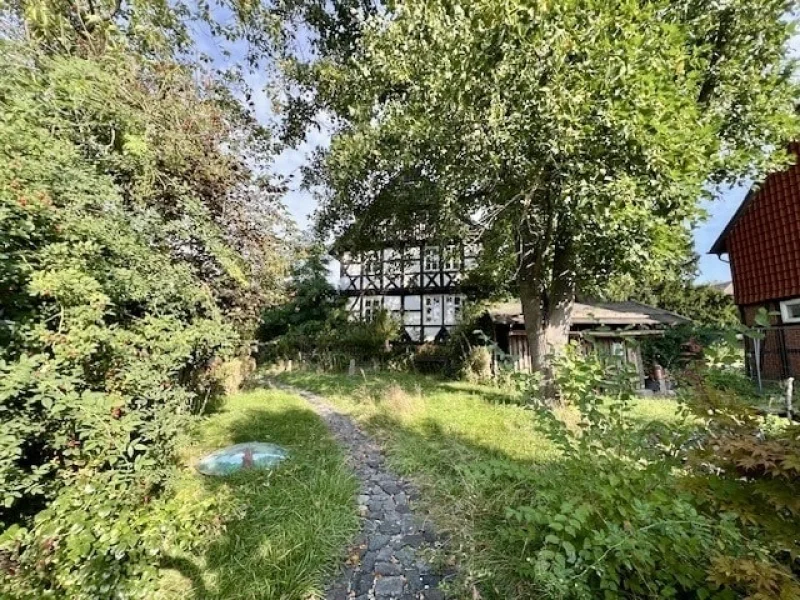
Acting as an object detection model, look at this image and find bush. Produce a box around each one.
[492,346,800,599]
[502,460,744,599]
[640,324,729,372]
[262,306,402,367]
[703,367,763,402]
[332,309,400,359]
[0,42,283,598]
[211,355,259,396]
[441,302,496,378]
[678,373,800,597]
[462,346,492,382]
[257,244,341,347]
[257,246,403,365]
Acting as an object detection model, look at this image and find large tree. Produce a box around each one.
[297,0,800,379]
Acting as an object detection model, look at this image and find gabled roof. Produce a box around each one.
[330,204,476,256]
[709,189,756,255]
[488,300,691,328]
[709,143,800,256]
[706,143,800,305]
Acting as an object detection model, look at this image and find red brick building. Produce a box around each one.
[710,144,800,379]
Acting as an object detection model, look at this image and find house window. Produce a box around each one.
[383,296,402,321]
[403,311,421,326]
[424,247,440,272]
[445,295,463,324]
[464,243,480,269]
[443,245,459,271]
[364,251,380,275]
[384,260,401,276]
[780,299,800,323]
[363,297,382,321]
[424,295,442,325]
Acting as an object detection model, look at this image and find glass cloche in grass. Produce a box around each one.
[196,442,288,476]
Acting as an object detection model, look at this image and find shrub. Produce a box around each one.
[462,346,492,382]
[703,367,764,402]
[274,308,401,364]
[678,373,800,597]
[0,41,284,598]
[441,302,496,378]
[257,245,401,364]
[493,346,800,599]
[333,309,400,359]
[640,324,728,372]
[211,355,259,396]
[502,460,744,599]
[257,244,341,347]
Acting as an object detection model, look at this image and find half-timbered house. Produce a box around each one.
[337,242,481,342]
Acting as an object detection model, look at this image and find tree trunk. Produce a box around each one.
[517,218,575,395]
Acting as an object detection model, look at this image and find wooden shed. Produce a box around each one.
[486,300,691,388]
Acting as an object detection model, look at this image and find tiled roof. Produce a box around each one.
[711,144,800,305]
[488,300,690,328]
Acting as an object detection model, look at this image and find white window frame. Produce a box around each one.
[424,247,440,272]
[424,295,442,325]
[363,251,380,276]
[780,298,800,323]
[363,297,382,321]
[443,245,459,271]
[445,295,463,324]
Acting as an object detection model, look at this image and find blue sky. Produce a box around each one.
[249,67,749,287]
[694,186,746,283]
[276,125,745,284]
[276,137,746,285]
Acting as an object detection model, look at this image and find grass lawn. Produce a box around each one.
[276,369,680,465]
[156,387,359,600]
[276,370,682,598]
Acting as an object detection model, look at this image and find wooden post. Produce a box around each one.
[786,377,794,420]
[754,338,763,392]
[348,359,356,376]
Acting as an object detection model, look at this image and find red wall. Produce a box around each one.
[728,144,800,306]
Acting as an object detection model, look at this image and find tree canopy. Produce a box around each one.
[300,0,800,375]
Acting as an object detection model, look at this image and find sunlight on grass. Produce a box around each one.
[277,371,549,460]
[156,388,359,600]
[276,370,683,598]
[277,370,680,466]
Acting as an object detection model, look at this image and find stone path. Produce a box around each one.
[272,382,451,600]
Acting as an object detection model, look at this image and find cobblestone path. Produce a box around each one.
[272,382,452,600]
